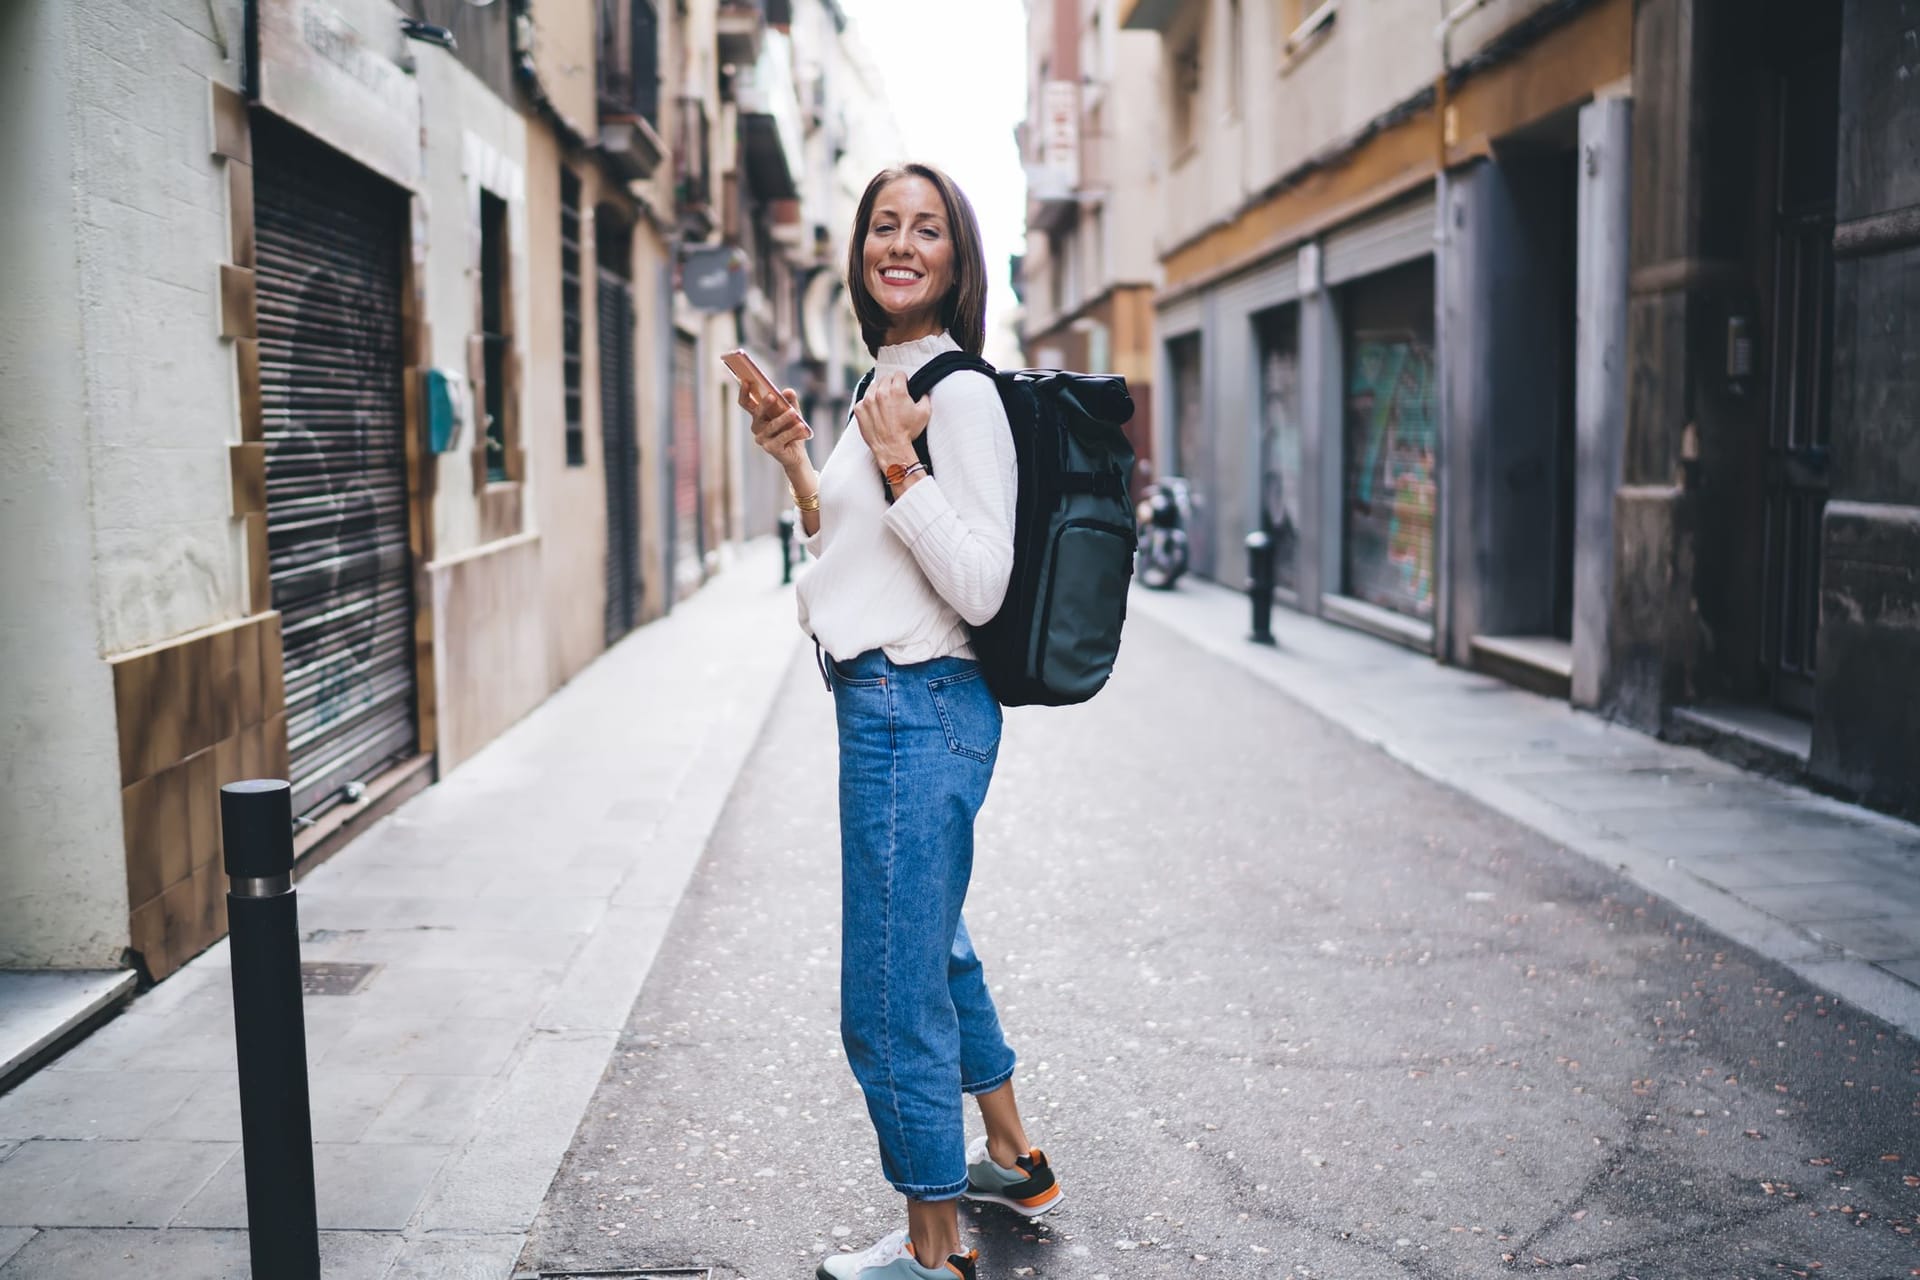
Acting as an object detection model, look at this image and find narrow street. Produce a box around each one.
[521,615,1920,1280]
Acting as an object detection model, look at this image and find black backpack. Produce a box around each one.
[855,353,1137,707]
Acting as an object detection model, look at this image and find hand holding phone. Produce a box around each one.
[727,349,815,465]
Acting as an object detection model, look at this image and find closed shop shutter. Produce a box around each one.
[670,333,703,597]
[1323,192,1437,287]
[1341,258,1438,621]
[253,118,417,819]
[598,268,641,644]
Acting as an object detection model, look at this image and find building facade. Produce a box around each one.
[1095,0,1917,818]
[1610,0,1920,815]
[1115,0,1631,664]
[0,0,888,1015]
[1018,0,1160,495]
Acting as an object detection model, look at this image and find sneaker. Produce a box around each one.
[815,1228,978,1280]
[961,1135,1064,1216]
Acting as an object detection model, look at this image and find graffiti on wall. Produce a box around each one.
[1345,335,1437,619]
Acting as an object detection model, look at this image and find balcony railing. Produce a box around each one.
[717,0,766,66]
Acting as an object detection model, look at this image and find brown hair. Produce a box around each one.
[846,164,989,357]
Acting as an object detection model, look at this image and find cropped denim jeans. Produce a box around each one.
[827,648,1019,1201]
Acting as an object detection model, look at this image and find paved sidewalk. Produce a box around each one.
[0,541,806,1279]
[1129,578,1920,1037]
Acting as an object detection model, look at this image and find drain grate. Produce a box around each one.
[299,962,378,996]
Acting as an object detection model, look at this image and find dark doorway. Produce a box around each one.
[596,208,642,645]
[1758,3,1840,717]
[1165,333,1208,576]
[1254,306,1303,594]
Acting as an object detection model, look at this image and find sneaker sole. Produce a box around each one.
[960,1184,1064,1217]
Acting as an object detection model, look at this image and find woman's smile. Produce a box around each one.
[861,175,955,342]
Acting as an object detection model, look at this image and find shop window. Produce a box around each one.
[1170,32,1201,156]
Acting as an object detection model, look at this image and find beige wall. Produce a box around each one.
[1150,0,1568,252]
[530,0,598,141]
[431,533,550,771]
[525,126,609,689]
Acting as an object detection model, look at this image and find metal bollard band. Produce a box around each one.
[230,873,293,899]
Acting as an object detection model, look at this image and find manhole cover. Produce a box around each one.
[300,962,378,996]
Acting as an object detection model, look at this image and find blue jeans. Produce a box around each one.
[828,648,1018,1201]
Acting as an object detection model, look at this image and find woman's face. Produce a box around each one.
[862,176,955,341]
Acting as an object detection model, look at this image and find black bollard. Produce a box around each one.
[220,779,320,1280]
[1245,529,1276,646]
[778,511,796,585]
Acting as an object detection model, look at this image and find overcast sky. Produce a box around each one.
[834,0,1029,363]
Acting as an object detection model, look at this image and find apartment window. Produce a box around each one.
[1228,0,1244,113]
[1170,32,1202,154]
[598,0,661,127]
[1081,9,1108,86]
[560,168,585,467]
[480,190,511,482]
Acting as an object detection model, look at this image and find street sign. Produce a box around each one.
[681,245,750,312]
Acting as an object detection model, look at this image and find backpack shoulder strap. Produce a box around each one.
[906,352,996,402]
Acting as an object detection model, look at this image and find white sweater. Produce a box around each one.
[795,332,1017,665]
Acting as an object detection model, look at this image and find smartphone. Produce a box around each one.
[722,349,811,439]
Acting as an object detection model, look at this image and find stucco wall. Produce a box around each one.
[1,0,126,968]
[526,126,615,689]
[71,0,248,655]
[1156,0,1566,251]
[1,0,243,967]
[529,0,599,142]
[418,46,534,562]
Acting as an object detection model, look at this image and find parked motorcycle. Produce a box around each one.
[1136,477,1192,590]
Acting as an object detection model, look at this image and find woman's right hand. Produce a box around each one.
[744,384,813,473]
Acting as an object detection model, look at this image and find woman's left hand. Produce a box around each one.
[852,371,932,477]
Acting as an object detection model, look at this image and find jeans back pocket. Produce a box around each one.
[927,668,1002,763]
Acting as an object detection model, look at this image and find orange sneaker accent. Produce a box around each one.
[1015,1183,1062,1208]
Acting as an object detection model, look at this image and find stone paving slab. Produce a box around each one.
[1129,578,1920,1037]
[0,543,803,1278]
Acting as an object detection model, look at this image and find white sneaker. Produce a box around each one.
[815,1227,978,1280]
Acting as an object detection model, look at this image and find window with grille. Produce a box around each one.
[480,189,510,482]
[561,167,585,467]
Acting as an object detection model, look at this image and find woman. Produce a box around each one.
[744,164,1062,1280]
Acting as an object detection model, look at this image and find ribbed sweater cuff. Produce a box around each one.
[880,476,947,546]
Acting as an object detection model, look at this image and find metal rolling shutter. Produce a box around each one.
[254,120,417,819]
[1322,191,1437,286]
[1341,258,1438,621]
[598,268,641,644]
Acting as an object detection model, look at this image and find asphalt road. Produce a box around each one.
[520,614,1919,1280]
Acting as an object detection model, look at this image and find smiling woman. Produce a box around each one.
[734,162,1055,1280]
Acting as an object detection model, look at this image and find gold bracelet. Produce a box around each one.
[792,488,821,512]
